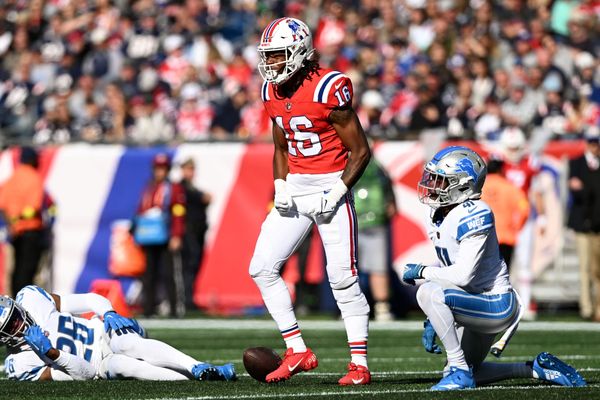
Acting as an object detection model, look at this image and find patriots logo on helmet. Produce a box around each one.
[288,19,301,33]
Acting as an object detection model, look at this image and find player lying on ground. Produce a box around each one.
[402,146,586,391]
[1,285,236,381]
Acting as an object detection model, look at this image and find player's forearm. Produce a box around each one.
[50,349,96,381]
[59,293,113,316]
[341,143,371,188]
[272,149,289,180]
[422,235,486,287]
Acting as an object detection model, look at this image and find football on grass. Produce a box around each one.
[243,347,282,382]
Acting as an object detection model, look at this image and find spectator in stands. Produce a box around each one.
[0,147,54,296]
[0,0,595,145]
[481,158,530,269]
[501,78,537,128]
[567,130,600,320]
[133,154,186,318]
[178,158,211,312]
[176,83,214,141]
[128,95,175,144]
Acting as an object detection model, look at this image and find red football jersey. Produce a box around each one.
[501,155,540,193]
[261,68,353,174]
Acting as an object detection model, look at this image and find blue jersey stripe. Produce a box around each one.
[444,290,515,319]
[456,212,493,241]
[317,72,341,103]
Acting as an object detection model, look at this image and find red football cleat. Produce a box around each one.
[338,362,371,385]
[265,348,318,383]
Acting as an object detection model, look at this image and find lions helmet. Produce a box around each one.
[0,296,34,347]
[418,146,487,209]
[257,17,314,85]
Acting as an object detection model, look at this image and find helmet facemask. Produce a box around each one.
[0,297,34,348]
[418,170,459,209]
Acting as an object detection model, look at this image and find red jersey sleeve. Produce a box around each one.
[323,75,353,111]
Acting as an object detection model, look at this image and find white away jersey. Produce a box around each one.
[423,200,511,294]
[5,286,105,381]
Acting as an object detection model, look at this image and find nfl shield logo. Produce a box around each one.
[285,102,292,111]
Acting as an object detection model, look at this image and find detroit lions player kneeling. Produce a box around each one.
[0,285,236,381]
[402,146,586,391]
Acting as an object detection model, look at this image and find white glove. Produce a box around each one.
[274,179,293,213]
[308,179,348,217]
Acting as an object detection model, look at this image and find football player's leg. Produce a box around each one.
[109,332,197,377]
[318,196,370,383]
[101,354,189,380]
[249,208,313,353]
[459,327,532,385]
[416,282,468,371]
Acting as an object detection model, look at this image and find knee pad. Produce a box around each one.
[330,278,370,318]
[249,254,284,280]
[416,282,445,309]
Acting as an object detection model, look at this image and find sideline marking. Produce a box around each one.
[138,319,600,332]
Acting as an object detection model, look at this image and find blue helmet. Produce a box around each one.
[418,146,487,209]
[0,296,34,348]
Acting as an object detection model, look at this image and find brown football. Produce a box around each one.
[243,347,282,382]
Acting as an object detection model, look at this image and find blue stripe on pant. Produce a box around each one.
[443,289,518,334]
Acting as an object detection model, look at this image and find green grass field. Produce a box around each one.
[2,318,599,400]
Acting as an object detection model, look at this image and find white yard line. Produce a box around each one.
[138,318,600,332]
[149,384,600,400]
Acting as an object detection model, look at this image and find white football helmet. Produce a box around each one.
[500,127,527,163]
[257,17,315,85]
[418,146,487,209]
[0,296,34,348]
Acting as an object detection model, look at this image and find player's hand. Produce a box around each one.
[307,179,348,218]
[103,311,134,332]
[274,179,293,213]
[24,325,53,356]
[422,319,442,354]
[402,263,425,285]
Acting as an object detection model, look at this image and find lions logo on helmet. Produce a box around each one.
[257,17,315,85]
[418,146,487,209]
[0,296,34,348]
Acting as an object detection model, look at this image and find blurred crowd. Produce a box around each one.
[0,0,598,146]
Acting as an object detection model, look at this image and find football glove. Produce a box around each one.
[307,179,348,218]
[103,311,134,333]
[422,319,442,354]
[24,325,53,356]
[402,263,425,285]
[274,179,293,213]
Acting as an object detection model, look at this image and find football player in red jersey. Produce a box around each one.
[498,127,546,320]
[249,17,372,385]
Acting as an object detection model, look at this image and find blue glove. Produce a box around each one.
[422,319,442,354]
[24,325,53,356]
[103,311,134,332]
[402,263,425,285]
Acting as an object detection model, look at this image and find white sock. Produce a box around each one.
[416,282,467,369]
[446,345,469,371]
[344,314,369,368]
[110,334,198,374]
[103,354,189,380]
[255,274,306,352]
[280,322,307,353]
